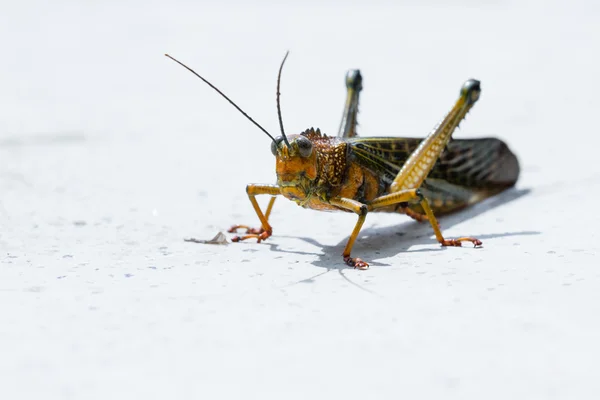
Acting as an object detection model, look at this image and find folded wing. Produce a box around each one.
[349,137,520,214]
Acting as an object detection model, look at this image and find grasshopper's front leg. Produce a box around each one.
[229,184,281,242]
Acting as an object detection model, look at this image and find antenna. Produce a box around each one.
[164,53,277,144]
[276,51,291,148]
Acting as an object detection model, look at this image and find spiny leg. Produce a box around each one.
[329,197,369,269]
[337,69,363,138]
[419,197,481,247]
[228,184,281,242]
[390,79,481,194]
[378,79,482,246]
[368,189,481,247]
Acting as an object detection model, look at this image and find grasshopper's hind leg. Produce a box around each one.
[228,184,281,242]
[418,197,481,247]
[369,190,481,247]
[337,70,363,138]
[372,79,484,248]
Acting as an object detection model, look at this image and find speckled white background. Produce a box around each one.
[1,1,599,399]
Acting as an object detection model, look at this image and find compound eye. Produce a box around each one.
[271,136,284,156]
[296,136,313,158]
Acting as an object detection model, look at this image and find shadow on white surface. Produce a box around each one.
[252,187,537,269]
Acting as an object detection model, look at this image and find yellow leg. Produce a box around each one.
[229,196,277,234]
[367,189,421,210]
[328,188,474,269]
[390,79,481,193]
[264,196,276,220]
[373,80,483,249]
[368,189,482,247]
[329,197,369,269]
[419,197,481,247]
[229,184,281,243]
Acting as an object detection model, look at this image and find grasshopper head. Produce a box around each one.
[271,133,319,205]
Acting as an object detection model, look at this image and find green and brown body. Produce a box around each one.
[274,128,519,217]
[232,77,519,268]
[165,53,519,269]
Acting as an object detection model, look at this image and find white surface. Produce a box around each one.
[1,1,599,399]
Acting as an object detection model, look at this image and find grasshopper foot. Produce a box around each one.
[441,237,483,247]
[227,225,265,235]
[344,256,370,270]
[231,230,272,243]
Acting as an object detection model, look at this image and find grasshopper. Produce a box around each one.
[166,53,519,269]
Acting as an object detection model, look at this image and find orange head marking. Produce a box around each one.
[271,132,319,205]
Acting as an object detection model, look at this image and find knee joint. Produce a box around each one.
[415,189,424,201]
[359,204,368,216]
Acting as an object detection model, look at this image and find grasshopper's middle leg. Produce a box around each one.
[329,197,369,269]
[228,184,281,242]
[328,189,434,269]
